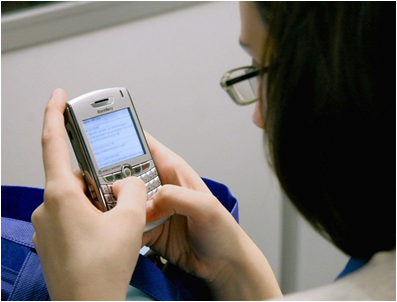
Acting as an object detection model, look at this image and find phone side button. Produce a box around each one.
[88,184,97,199]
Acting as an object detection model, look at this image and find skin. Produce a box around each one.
[32,2,281,300]
[239,1,267,129]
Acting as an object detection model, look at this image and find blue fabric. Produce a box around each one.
[1,218,50,301]
[2,186,45,222]
[203,178,239,223]
[1,179,239,301]
[131,255,182,300]
[336,257,369,280]
[9,252,50,301]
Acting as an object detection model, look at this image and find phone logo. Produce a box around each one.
[97,107,113,114]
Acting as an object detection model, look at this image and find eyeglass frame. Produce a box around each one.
[220,65,269,106]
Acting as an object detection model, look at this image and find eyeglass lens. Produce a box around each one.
[230,68,259,104]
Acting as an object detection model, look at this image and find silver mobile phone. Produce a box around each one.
[64,87,168,232]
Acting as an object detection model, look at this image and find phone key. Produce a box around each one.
[107,202,116,210]
[142,172,150,182]
[133,166,141,174]
[152,177,161,188]
[147,189,156,199]
[101,185,111,194]
[114,173,123,180]
[103,174,115,183]
[147,169,153,180]
[150,180,157,191]
[150,181,154,191]
[141,162,150,171]
[148,168,158,180]
[104,194,114,203]
[144,172,152,182]
[147,185,161,199]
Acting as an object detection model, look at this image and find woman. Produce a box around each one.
[32,2,395,300]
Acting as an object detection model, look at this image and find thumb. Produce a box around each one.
[146,184,222,223]
[110,177,147,227]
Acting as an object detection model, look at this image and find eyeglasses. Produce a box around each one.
[220,65,269,105]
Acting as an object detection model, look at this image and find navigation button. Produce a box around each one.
[122,165,133,178]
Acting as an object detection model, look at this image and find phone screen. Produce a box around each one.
[83,108,145,169]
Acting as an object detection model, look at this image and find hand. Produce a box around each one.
[144,132,212,192]
[32,89,147,300]
[142,134,282,300]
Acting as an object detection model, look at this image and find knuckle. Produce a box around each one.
[44,180,78,207]
[41,131,63,149]
[43,182,60,201]
[155,184,173,199]
[41,128,52,147]
[32,233,38,248]
[31,205,42,227]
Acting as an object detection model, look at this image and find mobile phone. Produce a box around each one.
[64,87,168,232]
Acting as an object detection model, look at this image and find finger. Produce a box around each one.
[111,177,147,223]
[143,131,156,148]
[144,132,211,193]
[146,185,222,222]
[42,89,72,181]
[73,168,86,191]
[144,131,174,161]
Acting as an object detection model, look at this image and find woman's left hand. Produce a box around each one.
[32,88,147,300]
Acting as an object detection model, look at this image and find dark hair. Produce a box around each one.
[255,2,395,259]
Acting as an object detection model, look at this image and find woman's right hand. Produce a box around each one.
[142,134,282,300]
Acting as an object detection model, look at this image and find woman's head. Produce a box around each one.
[240,2,395,259]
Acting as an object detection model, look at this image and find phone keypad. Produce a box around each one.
[100,161,161,210]
[101,184,112,194]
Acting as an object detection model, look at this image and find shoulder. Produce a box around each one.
[275,250,396,301]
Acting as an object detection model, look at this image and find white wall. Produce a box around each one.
[1,1,348,294]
